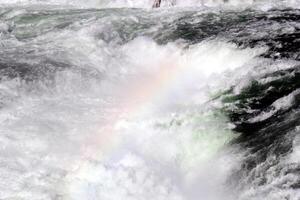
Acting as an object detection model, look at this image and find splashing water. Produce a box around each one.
[0,1,300,200]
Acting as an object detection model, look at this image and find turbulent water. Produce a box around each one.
[0,0,300,200]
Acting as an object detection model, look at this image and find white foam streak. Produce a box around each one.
[248,89,300,123]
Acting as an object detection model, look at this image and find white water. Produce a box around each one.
[0,26,264,199]
[1,1,300,200]
[0,0,299,9]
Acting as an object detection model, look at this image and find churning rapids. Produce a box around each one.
[1,0,300,200]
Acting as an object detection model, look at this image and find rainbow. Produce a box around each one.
[80,50,188,161]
